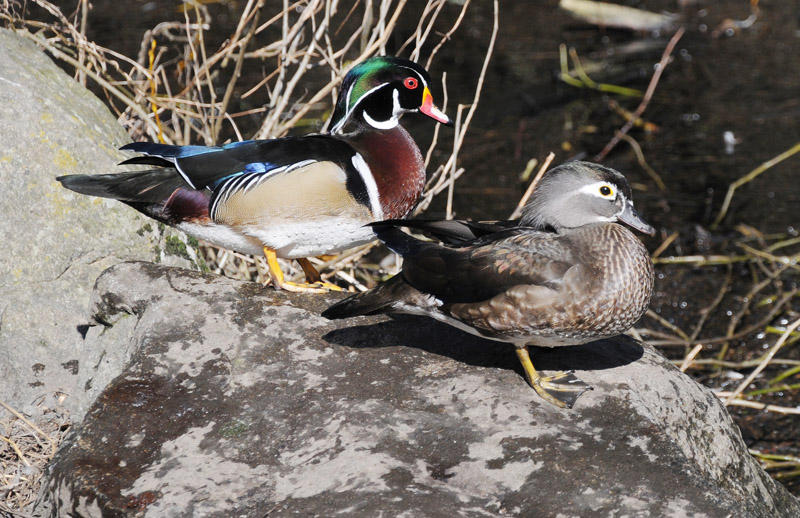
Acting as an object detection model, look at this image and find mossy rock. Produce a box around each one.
[0,28,198,419]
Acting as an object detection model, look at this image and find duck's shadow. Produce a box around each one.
[323,315,644,377]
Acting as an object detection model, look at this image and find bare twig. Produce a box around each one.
[0,399,57,456]
[651,232,678,259]
[616,132,666,191]
[725,317,800,404]
[711,141,800,229]
[413,0,497,216]
[715,391,800,415]
[425,0,471,69]
[644,288,798,347]
[559,45,642,98]
[680,343,704,372]
[594,27,685,161]
[689,264,732,341]
[509,152,556,219]
[211,0,264,141]
[446,105,465,219]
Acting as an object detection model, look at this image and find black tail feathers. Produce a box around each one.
[322,276,406,319]
[369,221,430,256]
[57,169,184,203]
[321,292,391,320]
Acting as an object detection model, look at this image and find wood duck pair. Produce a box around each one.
[323,161,655,408]
[58,56,452,292]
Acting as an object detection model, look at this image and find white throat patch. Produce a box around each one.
[332,82,398,134]
[362,88,401,130]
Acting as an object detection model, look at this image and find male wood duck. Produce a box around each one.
[323,161,655,408]
[57,56,452,292]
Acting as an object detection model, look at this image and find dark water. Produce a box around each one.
[62,0,800,228]
[47,0,800,493]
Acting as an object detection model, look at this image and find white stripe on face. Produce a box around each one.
[362,89,401,130]
[331,81,391,134]
[395,65,428,90]
[577,180,620,200]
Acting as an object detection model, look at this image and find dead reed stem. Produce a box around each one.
[594,26,685,161]
[725,317,800,404]
[712,141,800,229]
[509,152,555,219]
[1,395,70,514]
[6,0,490,290]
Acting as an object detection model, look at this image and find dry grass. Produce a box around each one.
[557,27,800,438]
[2,0,799,508]
[0,1,498,512]
[2,0,497,288]
[0,394,71,516]
[557,27,800,485]
[634,223,800,421]
[557,28,799,421]
[631,176,800,487]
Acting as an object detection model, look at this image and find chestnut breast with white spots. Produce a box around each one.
[348,125,425,219]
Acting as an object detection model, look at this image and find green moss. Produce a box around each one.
[185,236,207,271]
[196,256,210,273]
[220,420,249,438]
[164,235,190,259]
[136,223,153,237]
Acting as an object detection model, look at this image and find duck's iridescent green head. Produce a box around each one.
[330,56,451,134]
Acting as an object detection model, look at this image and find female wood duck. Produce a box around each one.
[323,161,655,408]
[57,56,452,292]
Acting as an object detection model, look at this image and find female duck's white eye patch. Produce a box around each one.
[598,184,614,198]
[578,181,618,199]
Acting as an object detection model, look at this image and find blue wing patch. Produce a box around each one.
[222,140,255,150]
[121,142,220,159]
[244,162,270,173]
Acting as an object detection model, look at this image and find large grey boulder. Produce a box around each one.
[0,28,199,418]
[40,262,799,517]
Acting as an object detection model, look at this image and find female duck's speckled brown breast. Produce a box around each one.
[348,125,425,219]
[322,160,656,407]
[444,223,654,346]
[565,222,654,339]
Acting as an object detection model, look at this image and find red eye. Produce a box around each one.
[403,77,418,89]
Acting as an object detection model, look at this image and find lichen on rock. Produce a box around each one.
[40,262,800,517]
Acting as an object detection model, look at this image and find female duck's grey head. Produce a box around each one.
[519,161,654,235]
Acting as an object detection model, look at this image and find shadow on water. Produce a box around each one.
[323,315,643,378]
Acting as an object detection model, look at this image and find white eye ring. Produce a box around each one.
[598,184,615,198]
[578,181,618,199]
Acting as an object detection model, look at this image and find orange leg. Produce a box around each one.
[262,248,341,293]
[297,258,322,283]
[515,347,590,409]
[296,257,343,291]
